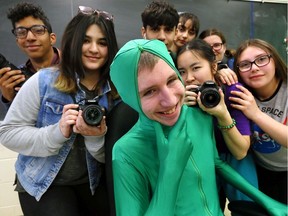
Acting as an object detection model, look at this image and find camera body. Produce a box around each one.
[217,63,228,70]
[190,80,221,108]
[79,99,104,126]
[0,53,27,88]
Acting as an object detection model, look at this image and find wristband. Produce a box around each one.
[217,118,236,130]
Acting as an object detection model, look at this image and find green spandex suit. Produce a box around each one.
[110,39,287,216]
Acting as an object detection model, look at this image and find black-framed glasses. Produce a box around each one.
[12,25,47,39]
[78,6,114,21]
[210,43,223,51]
[237,54,272,73]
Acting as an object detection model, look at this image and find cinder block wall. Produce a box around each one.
[0,144,23,216]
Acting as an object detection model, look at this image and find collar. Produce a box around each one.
[25,47,61,73]
[76,75,111,98]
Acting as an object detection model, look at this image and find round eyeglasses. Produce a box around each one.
[12,25,47,39]
[237,54,272,73]
[78,6,114,21]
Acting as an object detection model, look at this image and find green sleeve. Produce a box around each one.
[215,157,288,216]
[113,160,150,216]
[113,108,193,216]
[113,159,182,216]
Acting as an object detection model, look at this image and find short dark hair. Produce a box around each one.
[7,2,52,33]
[141,0,179,29]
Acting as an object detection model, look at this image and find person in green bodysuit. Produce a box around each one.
[109,39,287,216]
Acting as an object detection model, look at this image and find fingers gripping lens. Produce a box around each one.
[78,99,105,126]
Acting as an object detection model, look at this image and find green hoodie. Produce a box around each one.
[110,39,287,216]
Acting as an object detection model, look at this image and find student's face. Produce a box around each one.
[82,24,108,74]
[177,50,217,86]
[237,46,277,90]
[174,19,196,48]
[15,16,56,60]
[138,59,184,126]
[142,25,176,52]
[202,35,226,63]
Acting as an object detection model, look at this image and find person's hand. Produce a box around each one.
[0,67,25,102]
[184,84,199,106]
[216,67,238,86]
[154,107,192,173]
[229,85,260,120]
[59,104,79,138]
[197,88,228,118]
[73,109,107,136]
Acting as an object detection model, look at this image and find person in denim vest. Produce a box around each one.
[0,2,60,109]
[0,5,119,216]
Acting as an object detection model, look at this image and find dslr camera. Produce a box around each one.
[0,53,27,88]
[78,99,105,126]
[190,80,221,108]
[217,63,228,70]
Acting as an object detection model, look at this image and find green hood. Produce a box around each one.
[110,39,182,116]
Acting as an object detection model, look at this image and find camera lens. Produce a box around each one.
[200,88,220,108]
[82,104,103,126]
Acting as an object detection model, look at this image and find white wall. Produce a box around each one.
[0,144,23,216]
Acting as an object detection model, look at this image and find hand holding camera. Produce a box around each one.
[74,99,106,136]
[189,80,221,108]
[77,99,105,126]
[59,101,106,138]
[0,53,27,102]
[0,53,27,88]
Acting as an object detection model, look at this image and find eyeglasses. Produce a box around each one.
[210,43,223,51]
[237,54,272,73]
[78,6,114,21]
[12,25,47,39]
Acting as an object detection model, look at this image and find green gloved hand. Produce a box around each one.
[153,106,193,175]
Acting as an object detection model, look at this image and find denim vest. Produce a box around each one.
[15,68,118,201]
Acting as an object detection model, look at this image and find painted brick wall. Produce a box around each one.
[0,144,23,216]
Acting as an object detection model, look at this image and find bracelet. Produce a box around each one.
[217,118,236,130]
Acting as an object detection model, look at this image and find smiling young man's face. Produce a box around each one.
[138,58,184,126]
[141,25,177,52]
[15,16,56,60]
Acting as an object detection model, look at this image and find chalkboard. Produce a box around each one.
[0,0,287,120]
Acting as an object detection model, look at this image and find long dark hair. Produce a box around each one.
[55,12,119,99]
